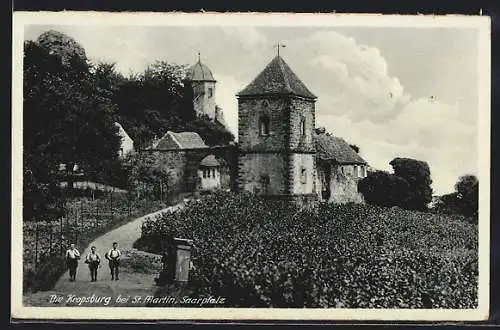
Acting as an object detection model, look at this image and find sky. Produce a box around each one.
[24,24,480,195]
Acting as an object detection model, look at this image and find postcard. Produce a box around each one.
[12,11,491,321]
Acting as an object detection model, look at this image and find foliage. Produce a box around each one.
[24,40,122,184]
[434,174,478,220]
[139,192,478,308]
[358,170,410,208]
[389,157,433,210]
[23,192,167,293]
[122,152,174,200]
[111,60,234,149]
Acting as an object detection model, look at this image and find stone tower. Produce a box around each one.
[237,55,318,203]
[186,57,217,119]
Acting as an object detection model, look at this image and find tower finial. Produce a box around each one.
[273,43,286,57]
[197,51,201,62]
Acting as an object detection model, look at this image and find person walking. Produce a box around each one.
[105,242,121,280]
[65,243,80,282]
[85,246,101,282]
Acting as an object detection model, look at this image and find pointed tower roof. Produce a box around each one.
[186,58,216,82]
[237,56,316,99]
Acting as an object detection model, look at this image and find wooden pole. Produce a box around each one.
[49,223,53,253]
[60,217,63,255]
[34,223,39,270]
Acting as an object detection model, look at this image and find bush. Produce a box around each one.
[138,191,478,308]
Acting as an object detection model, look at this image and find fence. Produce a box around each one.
[23,187,165,292]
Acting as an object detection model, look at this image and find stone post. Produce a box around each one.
[174,237,193,284]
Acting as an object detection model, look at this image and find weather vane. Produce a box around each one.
[274,43,286,57]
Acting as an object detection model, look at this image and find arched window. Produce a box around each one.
[301,167,307,184]
[260,174,270,194]
[300,117,306,136]
[259,115,270,136]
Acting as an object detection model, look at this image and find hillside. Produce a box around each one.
[137,191,478,308]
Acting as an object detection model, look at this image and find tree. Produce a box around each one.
[389,157,433,210]
[112,60,234,149]
[433,175,478,219]
[24,38,122,186]
[358,170,411,208]
[124,152,173,200]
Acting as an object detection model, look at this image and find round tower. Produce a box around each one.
[186,57,217,119]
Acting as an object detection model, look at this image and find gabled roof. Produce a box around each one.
[314,133,367,165]
[186,60,216,82]
[153,131,208,150]
[114,122,133,141]
[200,155,220,167]
[237,56,316,99]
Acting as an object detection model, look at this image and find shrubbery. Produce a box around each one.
[139,191,478,308]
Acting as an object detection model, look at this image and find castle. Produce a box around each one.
[142,54,368,204]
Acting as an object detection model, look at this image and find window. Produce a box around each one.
[259,115,270,136]
[354,165,358,177]
[208,87,213,97]
[300,117,306,136]
[203,169,207,178]
[301,168,307,184]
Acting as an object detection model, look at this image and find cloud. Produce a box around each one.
[317,97,477,195]
[291,30,411,123]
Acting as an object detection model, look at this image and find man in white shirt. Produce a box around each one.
[85,246,101,282]
[65,243,80,282]
[105,242,121,280]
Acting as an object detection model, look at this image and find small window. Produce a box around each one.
[259,115,270,136]
[300,117,306,136]
[208,87,213,97]
[203,169,207,178]
[354,165,358,177]
[301,168,307,184]
[262,100,269,108]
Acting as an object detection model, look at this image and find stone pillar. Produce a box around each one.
[174,238,193,284]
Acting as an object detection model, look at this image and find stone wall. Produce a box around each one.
[289,97,315,152]
[237,153,287,195]
[289,154,316,195]
[238,97,290,152]
[192,81,216,119]
[149,151,188,196]
[316,164,365,204]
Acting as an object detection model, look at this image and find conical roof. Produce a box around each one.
[186,60,216,82]
[237,56,316,99]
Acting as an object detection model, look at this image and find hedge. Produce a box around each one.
[139,191,478,308]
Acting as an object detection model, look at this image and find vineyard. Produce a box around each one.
[23,189,167,293]
[138,191,478,308]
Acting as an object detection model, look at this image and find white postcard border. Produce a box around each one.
[11,11,491,321]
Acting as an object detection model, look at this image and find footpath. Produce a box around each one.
[23,204,183,307]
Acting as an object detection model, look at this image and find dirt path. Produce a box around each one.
[23,204,183,307]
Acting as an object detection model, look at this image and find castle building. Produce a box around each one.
[114,122,134,159]
[144,54,368,204]
[236,55,318,203]
[186,58,217,119]
[185,56,227,127]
